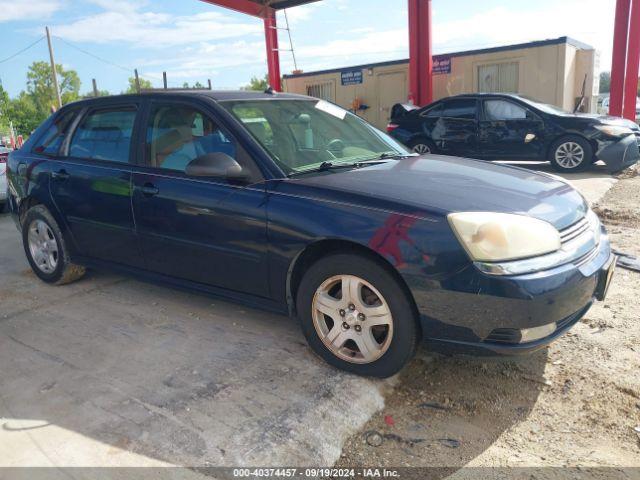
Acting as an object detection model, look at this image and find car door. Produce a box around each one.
[50,102,142,267]
[431,98,479,157]
[478,98,546,159]
[131,99,270,297]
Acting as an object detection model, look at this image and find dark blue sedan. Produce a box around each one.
[6,90,616,377]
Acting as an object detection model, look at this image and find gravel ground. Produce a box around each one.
[337,170,640,476]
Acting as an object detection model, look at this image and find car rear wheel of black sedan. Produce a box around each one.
[408,137,437,155]
[296,253,419,378]
[549,135,593,173]
[22,205,86,285]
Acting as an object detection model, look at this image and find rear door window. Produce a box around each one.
[32,110,77,155]
[442,99,477,121]
[69,107,137,163]
[484,99,527,121]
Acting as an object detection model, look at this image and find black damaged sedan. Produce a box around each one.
[388,93,640,173]
[6,90,616,377]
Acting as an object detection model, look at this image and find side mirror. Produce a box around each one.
[185,153,249,180]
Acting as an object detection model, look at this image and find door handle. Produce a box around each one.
[138,183,159,197]
[51,169,70,181]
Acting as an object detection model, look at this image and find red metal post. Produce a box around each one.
[408,0,433,106]
[623,0,640,120]
[611,0,631,117]
[264,10,282,91]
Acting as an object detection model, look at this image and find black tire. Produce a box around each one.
[22,205,86,285]
[549,135,593,172]
[296,253,419,378]
[408,137,437,155]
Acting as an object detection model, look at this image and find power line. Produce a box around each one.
[52,35,161,81]
[0,36,45,64]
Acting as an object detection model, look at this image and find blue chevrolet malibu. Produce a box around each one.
[6,90,615,377]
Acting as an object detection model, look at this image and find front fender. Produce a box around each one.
[266,184,470,308]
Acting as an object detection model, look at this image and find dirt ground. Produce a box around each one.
[337,169,640,475]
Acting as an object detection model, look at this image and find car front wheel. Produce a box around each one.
[296,253,419,378]
[549,136,593,172]
[22,205,86,285]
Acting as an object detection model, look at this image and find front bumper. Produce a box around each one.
[597,134,639,173]
[413,227,613,355]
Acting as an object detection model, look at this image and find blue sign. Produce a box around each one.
[341,69,363,86]
[433,56,451,75]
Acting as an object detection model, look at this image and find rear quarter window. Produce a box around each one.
[32,110,78,156]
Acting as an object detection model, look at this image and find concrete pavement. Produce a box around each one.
[0,165,618,470]
[0,215,388,469]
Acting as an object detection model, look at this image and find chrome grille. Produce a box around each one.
[560,216,590,244]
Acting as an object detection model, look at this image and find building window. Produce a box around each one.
[306,82,335,102]
[477,62,519,93]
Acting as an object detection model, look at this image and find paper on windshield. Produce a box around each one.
[315,100,347,120]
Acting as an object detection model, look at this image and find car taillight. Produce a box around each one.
[386,123,399,133]
[0,155,7,164]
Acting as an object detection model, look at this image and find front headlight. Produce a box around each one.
[594,125,634,137]
[448,212,561,262]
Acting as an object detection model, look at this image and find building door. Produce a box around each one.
[377,71,407,129]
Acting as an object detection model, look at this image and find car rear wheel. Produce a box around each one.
[408,137,436,155]
[549,136,593,172]
[296,253,418,378]
[22,205,86,285]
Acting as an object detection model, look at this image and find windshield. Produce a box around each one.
[220,99,411,174]
[517,95,570,115]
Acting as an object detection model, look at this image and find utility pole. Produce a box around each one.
[134,69,141,93]
[45,27,62,109]
[92,78,98,97]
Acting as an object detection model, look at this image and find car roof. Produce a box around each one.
[63,90,314,109]
[439,93,526,101]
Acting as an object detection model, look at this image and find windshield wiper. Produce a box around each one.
[288,154,413,178]
[376,152,417,160]
[288,161,357,177]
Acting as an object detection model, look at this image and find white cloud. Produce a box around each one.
[0,0,62,22]
[52,5,261,48]
[278,2,320,24]
[285,0,615,74]
[140,40,266,84]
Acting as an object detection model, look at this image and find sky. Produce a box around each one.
[0,0,616,98]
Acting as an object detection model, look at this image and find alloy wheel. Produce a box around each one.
[555,142,585,169]
[28,219,59,274]
[412,143,431,154]
[312,275,394,364]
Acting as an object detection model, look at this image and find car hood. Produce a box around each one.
[558,112,639,130]
[288,156,588,230]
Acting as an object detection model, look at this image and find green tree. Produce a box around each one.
[7,92,39,135]
[599,71,611,94]
[26,61,81,113]
[0,86,11,131]
[243,74,269,91]
[182,81,206,89]
[125,76,153,93]
[81,89,110,99]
